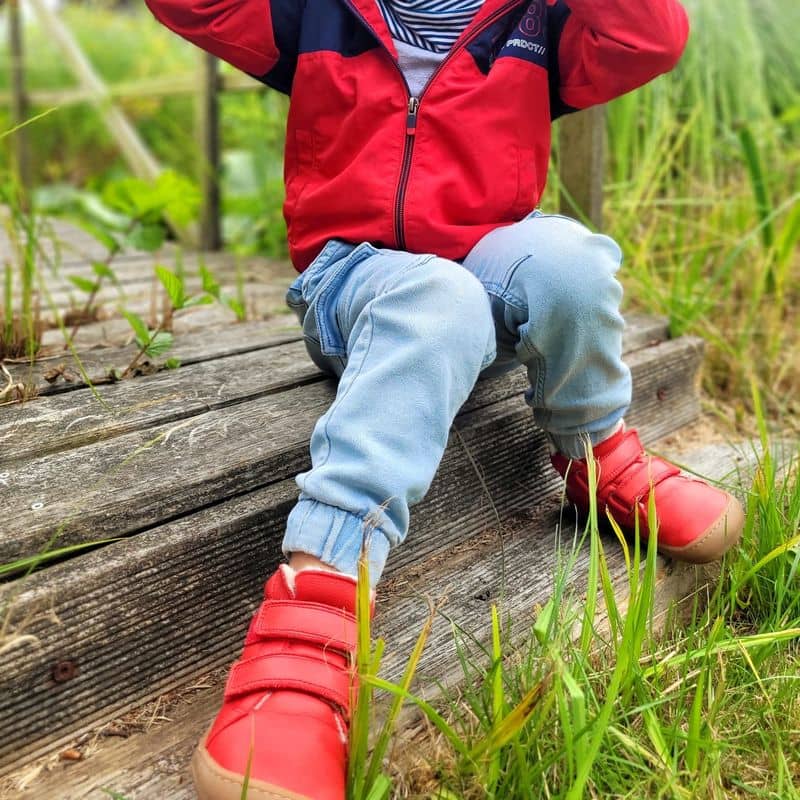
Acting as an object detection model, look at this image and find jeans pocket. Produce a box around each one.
[307,242,378,358]
[285,274,307,323]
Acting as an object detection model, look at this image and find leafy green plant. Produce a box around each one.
[45,171,200,339]
[116,264,200,379]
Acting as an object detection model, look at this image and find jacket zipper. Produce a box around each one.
[342,0,523,249]
[394,96,419,249]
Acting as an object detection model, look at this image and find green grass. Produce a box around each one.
[596,0,800,419]
[350,425,800,800]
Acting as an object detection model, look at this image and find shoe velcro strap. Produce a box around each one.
[606,458,680,515]
[595,431,651,488]
[252,600,357,654]
[225,652,352,712]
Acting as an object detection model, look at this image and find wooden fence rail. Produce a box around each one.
[3,4,605,249]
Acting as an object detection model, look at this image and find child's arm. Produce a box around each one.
[551,0,690,110]
[144,0,279,78]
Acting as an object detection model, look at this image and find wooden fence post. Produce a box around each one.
[196,53,222,251]
[7,0,32,194]
[558,105,606,230]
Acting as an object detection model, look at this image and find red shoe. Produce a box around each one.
[191,566,358,800]
[551,427,745,562]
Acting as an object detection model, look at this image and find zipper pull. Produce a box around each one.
[406,97,419,135]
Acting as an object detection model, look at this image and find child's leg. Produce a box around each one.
[282,240,497,584]
[463,212,630,458]
[463,212,744,563]
[192,241,496,800]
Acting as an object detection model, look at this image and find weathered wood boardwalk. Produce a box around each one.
[0,222,725,796]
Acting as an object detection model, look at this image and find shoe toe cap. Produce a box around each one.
[193,736,314,800]
[659,493,745,563]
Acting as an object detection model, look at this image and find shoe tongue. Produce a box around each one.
[266,565,358,612]
[295,569,359,613]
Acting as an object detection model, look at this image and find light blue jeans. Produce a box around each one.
[283,212,632,583]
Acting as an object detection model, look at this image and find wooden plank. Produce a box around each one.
[0,216,133,268]
[8,309,664,397]
[2,314,668,458]
[0,334,702,563]
[1,428,742,788]
[7,321,302,397]
[28,281,291,349]
[33,300,297,351]
[2,340,315,458]
[5,685,220,799]
[558,106,606,229]
[0,69,262,109]
[0,494,663,782]
[15,252,292,307]
[27,249,287,286]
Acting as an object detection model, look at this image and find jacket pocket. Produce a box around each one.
[285,129,315,229]
[512,146,538,219]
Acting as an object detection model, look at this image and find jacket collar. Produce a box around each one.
[345,0,525,60]
[344,0,398,57]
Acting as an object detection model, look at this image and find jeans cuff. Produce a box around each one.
[282,498,392,586]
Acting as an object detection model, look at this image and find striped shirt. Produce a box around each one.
[376,0,485,54]
[376,0,484,94]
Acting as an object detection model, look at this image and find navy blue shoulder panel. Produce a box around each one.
[547,1,577,119]
[465,8,525,74]
[249,0,302,94]
[465,1,577,120]
[254,0,380,94]
[299,0,380,56]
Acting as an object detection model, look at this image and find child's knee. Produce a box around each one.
[417,259,495,362]
[390,256,492,331]
[512,224,624,319]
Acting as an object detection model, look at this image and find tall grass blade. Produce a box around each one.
[0,539,122,577]
[359,675,471,759]
[362,600,435,795]
[468,670,552,759]
[347,541,375,800]
[239,740,254,800]
[684,664,706,773]
[580,440,600,654]
[738,125,775,252]
[364,775,391,800]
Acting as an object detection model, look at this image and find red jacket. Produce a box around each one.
[146,0,689,271]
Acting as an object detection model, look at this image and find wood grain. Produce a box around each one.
[6,321,302,397]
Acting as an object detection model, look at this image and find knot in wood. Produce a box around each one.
[51,660,78,684]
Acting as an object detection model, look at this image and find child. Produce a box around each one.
[146,2,744,799]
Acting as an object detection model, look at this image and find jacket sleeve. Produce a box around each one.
[145,0,280,77]
[549,0,690,111]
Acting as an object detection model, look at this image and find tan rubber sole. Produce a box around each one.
[656,494,746,563]
[191,732,313,800]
